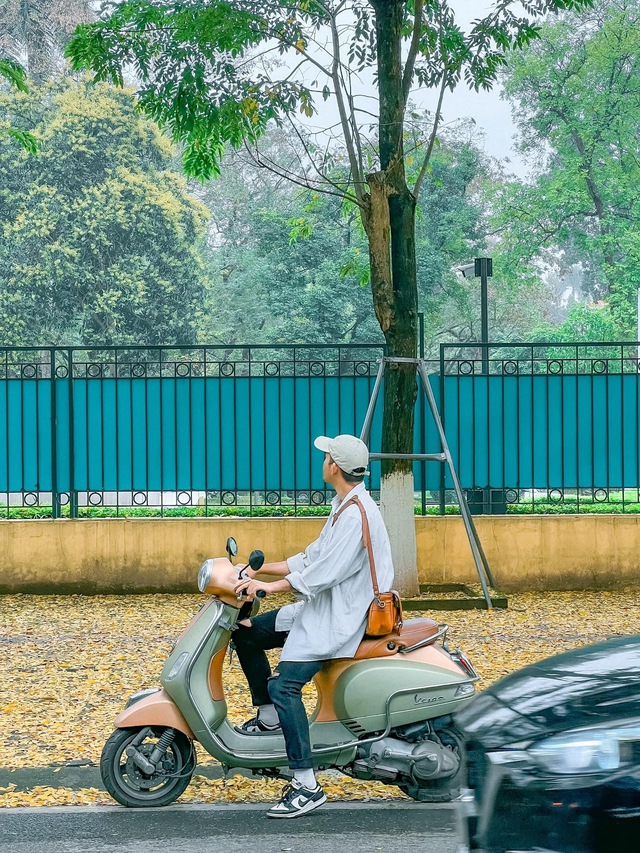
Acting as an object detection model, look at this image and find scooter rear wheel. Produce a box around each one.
[100,726,195,808]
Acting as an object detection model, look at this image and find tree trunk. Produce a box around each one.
[569,128,627,329]
[366,0,419,597]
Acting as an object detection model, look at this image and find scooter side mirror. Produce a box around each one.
[248,549,265,571]
[226,537,238,560]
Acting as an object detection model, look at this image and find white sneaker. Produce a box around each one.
[266,779,327,819]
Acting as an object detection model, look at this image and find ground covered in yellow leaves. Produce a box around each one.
[1,589,639,807]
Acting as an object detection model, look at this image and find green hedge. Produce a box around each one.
[0,505,333,520]
[2,499,640,519]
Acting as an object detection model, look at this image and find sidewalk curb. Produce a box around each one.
[0,801,456,814]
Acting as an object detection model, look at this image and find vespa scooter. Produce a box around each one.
[100,538,479,807]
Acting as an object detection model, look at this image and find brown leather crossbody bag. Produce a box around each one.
[332,494,403,637]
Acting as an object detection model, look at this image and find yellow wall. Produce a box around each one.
[0,515,639,594]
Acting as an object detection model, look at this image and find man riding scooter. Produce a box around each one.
[233,434,394,819]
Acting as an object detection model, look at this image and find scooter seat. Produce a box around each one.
[353,618,441,660]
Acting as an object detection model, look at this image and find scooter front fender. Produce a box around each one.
[115,688,195,740]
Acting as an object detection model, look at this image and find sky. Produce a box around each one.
[295,0,530,178]
[430,0,526,175]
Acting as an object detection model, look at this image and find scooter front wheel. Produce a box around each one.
[100,726,195,807]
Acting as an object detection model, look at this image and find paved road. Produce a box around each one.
[0,803,459,853]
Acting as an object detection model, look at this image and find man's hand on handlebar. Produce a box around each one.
[234,577,294,600]
[234,578,272,600]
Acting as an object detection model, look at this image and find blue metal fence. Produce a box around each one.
[2,342,639,517]
[0,345,401,516]
[440,342,640,512]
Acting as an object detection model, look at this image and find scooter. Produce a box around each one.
[100,537,479,808]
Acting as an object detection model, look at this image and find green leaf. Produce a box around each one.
[4,128,38,155]
[0,59,29,92]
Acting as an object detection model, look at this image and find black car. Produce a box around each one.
[455,635,640,853]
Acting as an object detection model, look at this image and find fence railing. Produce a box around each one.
[440,342,640,514]
[2,341,640,517]
[0,344,392,517]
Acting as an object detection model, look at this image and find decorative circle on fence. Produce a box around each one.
[89,492,103,506]
[176,363,191,378]
[177,491,191,505]
[548,360,563,374]
[58,492,70,506]
[87,363,102,378]
[265,362,280,377]
[548,488,563,503]
[22,365,37,379]
[503,360,518,376]
[55,365,69,378]
[131,363,146,378]
[220,362,235,377]
[505,489,519,504]
[594,488,608,503]
[133,491,147,506]
[24,492,38,506]
[459,361,474,376]
[311,490,325,505]
[266,491,280,506]
[296,492,309,504]
[355,361,370,376]
[310,362,325,376]
[592,360,608,375]
[221,491,236,505]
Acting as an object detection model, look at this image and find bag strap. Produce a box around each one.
[332,494,380,599]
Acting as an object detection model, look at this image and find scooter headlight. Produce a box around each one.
[197,559,214,593]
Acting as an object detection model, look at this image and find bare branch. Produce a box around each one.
[343,64,365,180]
[403,0,424,104]
[413,71,448,200]
[285,113,363,203]
[242,142,361,205]
[328,8,365,203]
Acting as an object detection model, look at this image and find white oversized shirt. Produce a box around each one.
[275,483,395,661]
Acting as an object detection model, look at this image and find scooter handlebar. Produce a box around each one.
[238,586,266,598]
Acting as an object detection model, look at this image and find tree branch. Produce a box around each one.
[413,71,447,200]
[242,142,361,205]
[328,8,365,203]
[285,113,363,203]
[402,0,424,104]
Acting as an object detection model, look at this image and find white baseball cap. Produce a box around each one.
[314,434,370,476]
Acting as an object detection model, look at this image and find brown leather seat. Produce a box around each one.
[353,618,441,660]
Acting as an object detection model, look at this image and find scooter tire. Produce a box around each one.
[100,726,195,808]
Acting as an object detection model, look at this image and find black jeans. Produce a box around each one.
[232,609,323,770]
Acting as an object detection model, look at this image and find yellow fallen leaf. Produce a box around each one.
[2,589,640,809]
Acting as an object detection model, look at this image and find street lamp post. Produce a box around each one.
[459,257,493,375]
[459,257,495,515]
[475,257,493,375]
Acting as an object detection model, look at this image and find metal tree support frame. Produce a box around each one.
[360,356,496,609]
